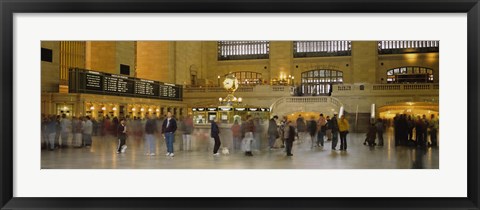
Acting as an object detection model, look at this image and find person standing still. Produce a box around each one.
[162,112,177,157]
[144,114,158,156]
[116,119,127,154]
[338,115,350,151]
[267,115,279,150]
[325,116,332,141]
[211,117,221,156]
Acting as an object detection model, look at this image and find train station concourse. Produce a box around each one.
[41,40,439,169]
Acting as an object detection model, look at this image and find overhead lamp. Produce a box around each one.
[140,108,145,112]
[101,107,106,111]
[90,106,94,110]
[132,108,136,111]
[156,109,160,112]
[238,97,242,103]
[112,107,117,111]
[148,108,152,112]
[219,97,223,102]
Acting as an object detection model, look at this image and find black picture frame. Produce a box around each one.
[1,0,479,209]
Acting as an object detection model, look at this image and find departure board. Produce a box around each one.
[69,68,182,101]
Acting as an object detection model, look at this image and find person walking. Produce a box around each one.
[162,112,177,157]
[144,114,158,156]
[325,116,332,141]
[307,116,317,149]
[284,121,295,156]
[82,116,93,148]
[211,117,221,156]
[330,114,339,150]
[59,114,70,148]
[47,115,57,151]
[429,114,439,147]
[375,118,385,146]
[338,115,350,151]
[415,116,426,149]
[296,114,306,142]
[242,115,255,156]
[267,115,279,150]
[316,114,327,147]
[231,119,242,151]
[116,119,128,154]
[181,115,194,151]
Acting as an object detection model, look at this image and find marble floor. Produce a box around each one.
[41,130,439,169]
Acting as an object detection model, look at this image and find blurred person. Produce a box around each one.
[415,116,427,149]
[338,115,350,151]
[210,117,221,156]
[422,114,430,145]
[428,114,439,147]
[144,114,158,156]
[365,123,377,147]
[330,114,339,150]
[231,119,242,151]
[181,115,194,151]
[41,115,48,149]
[325,116,332,141]
[279,116,287,148]
[242,115,255,156]
[162,112,177,157]
[54,115,61,148]
[267,115,279,150]
[375,118,385,146]
[407,115,415,141]
[307,116,318,149]
[316,113,327,147]
[59,114,70,148]
[284,121,295,156]
[46,115,57,151]
[82,116,93,147]
[296,114,306,142]
[116,119,128,154]
[72,116,83,147]
[253,117,263,151]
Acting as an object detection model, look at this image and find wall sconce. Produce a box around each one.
[219,97,223,102]
[90,106,95,110]
[112,107,117,111]
[148,108,152,112]
[156,109,160,112]
[140,108,145,112]
[238,97,242,103]
[132,108,136,111]
[101,107,106,111]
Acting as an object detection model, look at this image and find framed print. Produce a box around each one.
[1,0,480,209]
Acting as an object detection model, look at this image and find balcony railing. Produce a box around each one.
[335,83,438,92]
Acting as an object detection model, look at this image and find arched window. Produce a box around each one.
[233,71,262,85]
[218,41,269,60]
[293,41,351,57]
[386,66,434,83]
[300,69,343,96]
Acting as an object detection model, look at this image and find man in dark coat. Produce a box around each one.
[210,117,221,155]
[307,116,318,149]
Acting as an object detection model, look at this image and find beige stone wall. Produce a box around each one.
[41,41,60,92]
[269,41,293,83]
[116,41,136,77]
[378,53,439,83]
[136,41,172,83]
[174,41,203,85]
[86,41,116,74]
[351,41,378,84]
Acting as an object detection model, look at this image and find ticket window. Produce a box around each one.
[208,112,217,122]
[194,112,207,124]
[56,104,73,117]
[220,112,229,124]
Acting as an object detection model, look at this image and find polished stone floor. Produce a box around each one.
[41,129,439,169]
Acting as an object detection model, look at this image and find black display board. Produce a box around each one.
[69,68,182,101]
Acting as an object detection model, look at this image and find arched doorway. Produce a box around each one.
[378,102,439,119]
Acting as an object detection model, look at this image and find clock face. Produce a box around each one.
[223,79,234,89]
[222,74,239,92]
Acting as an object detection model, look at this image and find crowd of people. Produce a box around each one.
[41,111,439,158]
